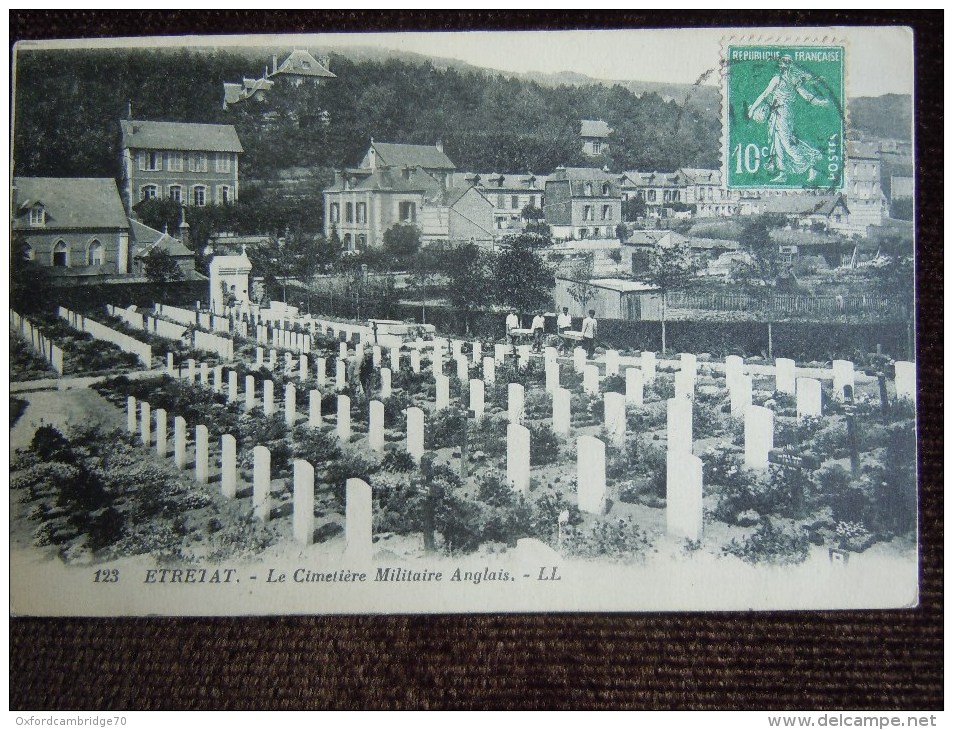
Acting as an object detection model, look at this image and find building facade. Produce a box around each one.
[224,49,336,107]
[544,167,623,241]
[119,119,243,211]
[460,173,547,232]
[844,140,888,229]
[580,120,611,157]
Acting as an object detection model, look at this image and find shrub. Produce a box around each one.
[700,444,745,488]
[712,468,795,523]
[31,425,72,462]
[372,471,428,535]
[646,377,675,402]
[692,400,724,440]
[470,414,508,460]
[602,374,625,394]
[530,486,583,541]
[291,426,342,464]
[425,406,467,450]
[324,452,382,506]
[722,519,809,565]
[562,518,652,561]
[528,423,559,465]
[380,449,417,473]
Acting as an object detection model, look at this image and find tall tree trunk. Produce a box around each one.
[661,293,667,354]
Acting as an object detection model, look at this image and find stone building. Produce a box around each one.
[580,119,612,157]
[544,167,622,241]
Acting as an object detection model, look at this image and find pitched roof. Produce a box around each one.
[325,166,443,195]
[580,119,612,138]
[549,167,615,182]
[470,172,548,191]
[759,194,848,216]
[129,219,193,258]
[223,83,243,105]
[273,49,336,79]
[120,119,244,153]
[13,177,129,230]
[679,168,723,185]
[847,140,879,160]
[372,142,456,170]
[621,170,684,187]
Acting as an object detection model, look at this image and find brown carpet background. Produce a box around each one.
[9,10,942,710]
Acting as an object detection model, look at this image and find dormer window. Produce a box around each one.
[302,61,311,70]
[585,182,593,196]
[29,205,45,227]
[602,183,610,196]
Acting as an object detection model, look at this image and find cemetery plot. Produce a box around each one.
[10,301,919,570]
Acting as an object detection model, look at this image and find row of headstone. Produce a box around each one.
[11,311,65,376]
[59,306,152,368]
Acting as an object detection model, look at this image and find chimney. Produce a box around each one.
[178,207,191,248]
[368,141,377,170]
[273,54,278,74]
[435,139,444,154]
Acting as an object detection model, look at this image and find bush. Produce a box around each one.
[562,518,652,561]
[380,449,417,473]
[425,406,467,450]
[700,444,745,488]
[324,452,382,506]
[712,468,796,523]
[528,423,559,465]
[31,425,72,462]
[372,471,428,535]
[291,426,342,464]
[722,519,810,565]
[602,374,625,394]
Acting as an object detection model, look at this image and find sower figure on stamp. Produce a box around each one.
[581,309,598,359]
[747,54,832,183]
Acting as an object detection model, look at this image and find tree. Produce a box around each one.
[868,236,915,358]
[615,223,629,243]
[521,204,545,221]
[11,232,52,313]
[442,243,494,335]
[494,240,555,317]
[524,219,552,238]
[623,196,647,222]
[248,232,320,303]
[737,214,785,285]
[143,249,183,283]
[643,239,697,353]
[408,245,448,324]
[382,223,421,260]
[566,253,597,313]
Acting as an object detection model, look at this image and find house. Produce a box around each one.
[619,170,686,213]
[890,175,914,203]
[623,229,739,275]
[756,194,856,236]
[223,49,335,108]
[552,276,661,320]
[13,177,131,276]
[460,172,547,232]
[119,119,243,211]
[544,167,622,241]
[12,176,201,283]
[844,140,888,228]
[323,141,493,250]
[677,168,738,217]
[580,120,612,157]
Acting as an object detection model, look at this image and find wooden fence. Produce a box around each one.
[666,291,904,320]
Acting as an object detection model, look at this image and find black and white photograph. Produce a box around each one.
[9,25,919,616]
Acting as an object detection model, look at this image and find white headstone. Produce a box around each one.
[455,356,468,381]
[573,347,587,373]
[641,351,657,382]
[263,379,275,416]
[195,425,209,484]
[380,368,392,399]
[796,377,823,418]
[284,383,297,427]
[245,375,255,413]
[299,354,308,380]
[494,343,507,365]
[174,416,187,469]
[126,396,137,433]
[406,407,424,464]
[451,339,462,359]
[674,369,695,401]
[544,346,557,366]
[369,400,385,451]
[166,352,175,376]
[507,423,531,494]
[730,374,752,416]
[388,347,400,371]
[583,364,600,395]
[605,349,620,377]
[435,374,450,411]
[336,395,351,441]
[472,341,482,364]
[832,360,856,401]
[186,359,196,382]
[775,357,797,395]
[545,360,560,393]
[256,347,264,368]
[221,434,237,498]
[309,389,322,428]
[316,357,326,387]
[253,445,271,521]
[469,378,485,420]
[212,365,223,393]
[140,401,151,447]
[411,350,421,374]
[604,392,626,448]
[345,478,373,563]
[517,345,530,370]
[508,382,525,424]
[553,388,571,436]
[283,351,293,375]
[199,361,209,388]
[336,359,346,390]
[625,367,644,406]
[268,349,277,370]
[293,459,315,546]
[894,361,916,401]
[744,405,774,469]
[577,435,607,514]
[228,370,239,402]
[666,453,704,541]
[155,408,167,457]
[339,342,348,360]
[666,397,693,456]
[725,355,744,393]
[483,356,496,384]
[680,353,698,380]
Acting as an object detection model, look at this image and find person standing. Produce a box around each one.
[581,309,598,359]
[531,311,546,353]
[557,307,572,353]
[505,309,520,346]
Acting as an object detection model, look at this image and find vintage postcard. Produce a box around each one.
[8,26,917,615]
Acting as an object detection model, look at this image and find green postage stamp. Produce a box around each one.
[724,44,845,190]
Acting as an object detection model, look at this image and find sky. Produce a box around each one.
[19,26,913,97]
